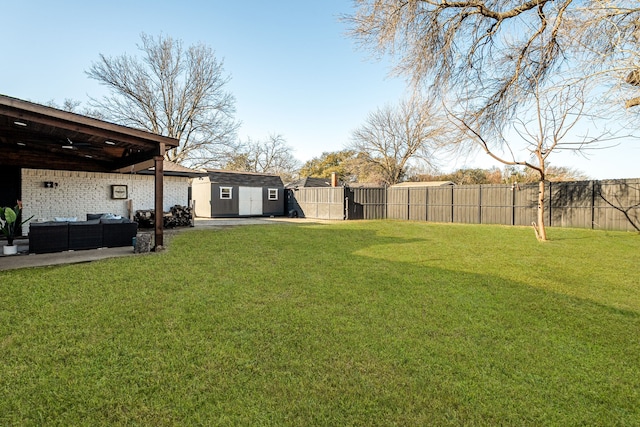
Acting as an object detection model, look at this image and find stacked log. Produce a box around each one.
[134,205,193,228]
[165,205,193,228]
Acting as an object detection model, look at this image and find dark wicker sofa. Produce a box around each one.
[29,216,137,254]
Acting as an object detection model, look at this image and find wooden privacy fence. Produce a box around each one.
[288,179,640,232]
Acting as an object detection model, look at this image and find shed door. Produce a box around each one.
[239,187,263,216]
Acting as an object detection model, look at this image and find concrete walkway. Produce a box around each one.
[0,217,331,271]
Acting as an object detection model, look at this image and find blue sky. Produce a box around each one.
[1,1,638,179]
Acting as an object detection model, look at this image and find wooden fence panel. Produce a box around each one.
[426,187,453,223]
[453,186,480,224]
[387,188,409,220]
[513,184,541,226]
[292,187,345,220]
[593,179,640,231]
[481,185,514,225]
[349,188,386,219]
[549,181,593,229]
[409,188,428,221]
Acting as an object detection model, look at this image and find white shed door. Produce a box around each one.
[238,187,263,216]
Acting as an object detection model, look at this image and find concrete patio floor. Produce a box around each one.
[0,217,330,271]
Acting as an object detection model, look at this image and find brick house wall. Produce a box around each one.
[21,169,190,234]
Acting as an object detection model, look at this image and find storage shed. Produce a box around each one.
[192,170,285,218]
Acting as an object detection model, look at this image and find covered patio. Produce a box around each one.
[0,94,179,250]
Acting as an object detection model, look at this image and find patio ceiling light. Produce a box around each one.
[14,121,27,126]
[105,140,116,145]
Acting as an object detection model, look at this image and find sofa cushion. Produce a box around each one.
[87,213,107,220]
[100,218,125,224]
[30,221,68,227]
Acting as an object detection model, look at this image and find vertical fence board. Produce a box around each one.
[513,184,539,226]
[349,187,386,219]
[453,186,480,224]
[291,187,345,220]
[427,187,453,223]
[409,188,428,221]
[387,188,409,220]
[481,185,513,225]
[593,179,640,231]
[550,181,593,229]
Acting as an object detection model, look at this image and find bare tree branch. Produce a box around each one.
[86,33,239,169]
[350,97,446,185]
[223,135,300,183]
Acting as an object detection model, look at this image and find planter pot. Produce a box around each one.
[3,245,18,255]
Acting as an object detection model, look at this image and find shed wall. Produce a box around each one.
[192,177,212,217]
[210,184,240,217]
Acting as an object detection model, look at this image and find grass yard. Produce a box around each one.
[1,221,639,426]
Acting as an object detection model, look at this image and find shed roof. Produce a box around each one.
[142,161,207,178]
[205,169,284,187]
[285,177,333,188]
[389,181,455,188]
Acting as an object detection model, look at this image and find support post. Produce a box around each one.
[154,148,165,250]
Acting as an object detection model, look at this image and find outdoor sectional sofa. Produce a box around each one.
[29,215,138,254]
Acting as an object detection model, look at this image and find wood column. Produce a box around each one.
[154,145,165,250]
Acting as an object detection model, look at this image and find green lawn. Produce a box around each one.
[1,221,639,426]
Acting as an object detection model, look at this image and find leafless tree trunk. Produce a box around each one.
[448,79,614,241]
[87,33,239,168]
[350,97,445,185]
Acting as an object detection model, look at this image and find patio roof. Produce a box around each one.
[0,94,181,250]
[0,94,178,172]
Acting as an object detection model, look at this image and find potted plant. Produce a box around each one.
[1,201,33,255]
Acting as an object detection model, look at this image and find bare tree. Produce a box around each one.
[569,0,640,108]
[350,98,444,185]
[347,0,577,129]
[448,78,615,240]
[45,99,105,119]
[223,134,300,183]
[87,33,239,168]
[347,1,640,134]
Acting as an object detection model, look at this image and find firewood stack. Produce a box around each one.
[134,205,193,228]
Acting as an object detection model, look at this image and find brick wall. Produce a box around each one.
[21,169,190,234]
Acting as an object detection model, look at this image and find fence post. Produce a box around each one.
[548,181,552,228]
[451,185,455,223]
[425,187,429,222]
[478,184,483,224]
[344,195,349,220]
[511,183,516,226]
[591,180,596,229]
